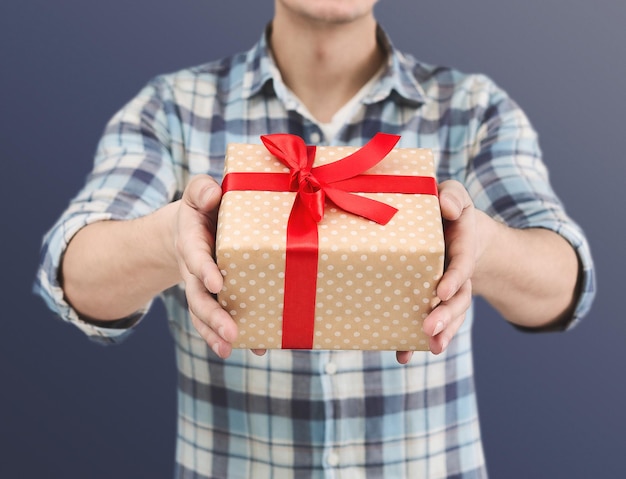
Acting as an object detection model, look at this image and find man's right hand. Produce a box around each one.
[173,175,239,358]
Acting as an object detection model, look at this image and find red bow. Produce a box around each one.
[260,133,401,225]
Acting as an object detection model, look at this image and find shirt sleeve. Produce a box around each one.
[33,77,179,344]
[464,76,596,331]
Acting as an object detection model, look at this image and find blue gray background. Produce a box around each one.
[1,1,624,477]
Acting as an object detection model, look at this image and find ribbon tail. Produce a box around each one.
[324,187,398,225]
[282,196,319,349]
[312,133,400,183]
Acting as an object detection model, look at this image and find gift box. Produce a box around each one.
[215,133,444,351]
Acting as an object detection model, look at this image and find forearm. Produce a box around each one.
[61,202,181,321]
[472,211,580,329]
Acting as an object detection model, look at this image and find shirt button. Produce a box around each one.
[325,362,337,375]
[326,451,340,467]
[310,131,321,144]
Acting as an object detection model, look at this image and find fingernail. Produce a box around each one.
[433,320,444,336]
[211,342,221,357]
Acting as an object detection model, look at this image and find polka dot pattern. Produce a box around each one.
[216,143,444,351]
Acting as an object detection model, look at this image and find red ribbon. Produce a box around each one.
[222,133,438,349]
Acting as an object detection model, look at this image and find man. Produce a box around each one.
[35,1,595,477]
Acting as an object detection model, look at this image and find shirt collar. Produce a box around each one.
[367,26,427,106]
[240,24,277,100]
[241,24,427,106]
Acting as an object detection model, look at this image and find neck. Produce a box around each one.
[270,8,385,122]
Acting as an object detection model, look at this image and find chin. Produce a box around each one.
[278,0,379,24]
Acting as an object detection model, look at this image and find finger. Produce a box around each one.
[177,235,223,294]
[251,349,267,356]
[190,312,233,359]
[423,278,472,336]
[183,175,222,214]
[423,279,472,354]
[185,271,237,341]
[176,233,222,293]
[429,310,466,355]
[178,176,221,269]
[438,180,472,222]
[184,267,238,345]
[437,253,473,303]
[177,177,224,294]
[396,351,414,364]
[436,181,477,302]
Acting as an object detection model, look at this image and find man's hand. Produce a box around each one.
[174,175,238,359]
[396,176,582,364]
[396,180,481,364]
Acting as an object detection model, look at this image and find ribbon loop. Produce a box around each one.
[261,133,311,173]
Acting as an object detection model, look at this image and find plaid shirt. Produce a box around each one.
[35,28,595,479]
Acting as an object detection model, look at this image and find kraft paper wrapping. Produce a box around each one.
[215,142,444,351]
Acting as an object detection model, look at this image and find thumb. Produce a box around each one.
[438,180,472,221]
[185,175,222,213]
